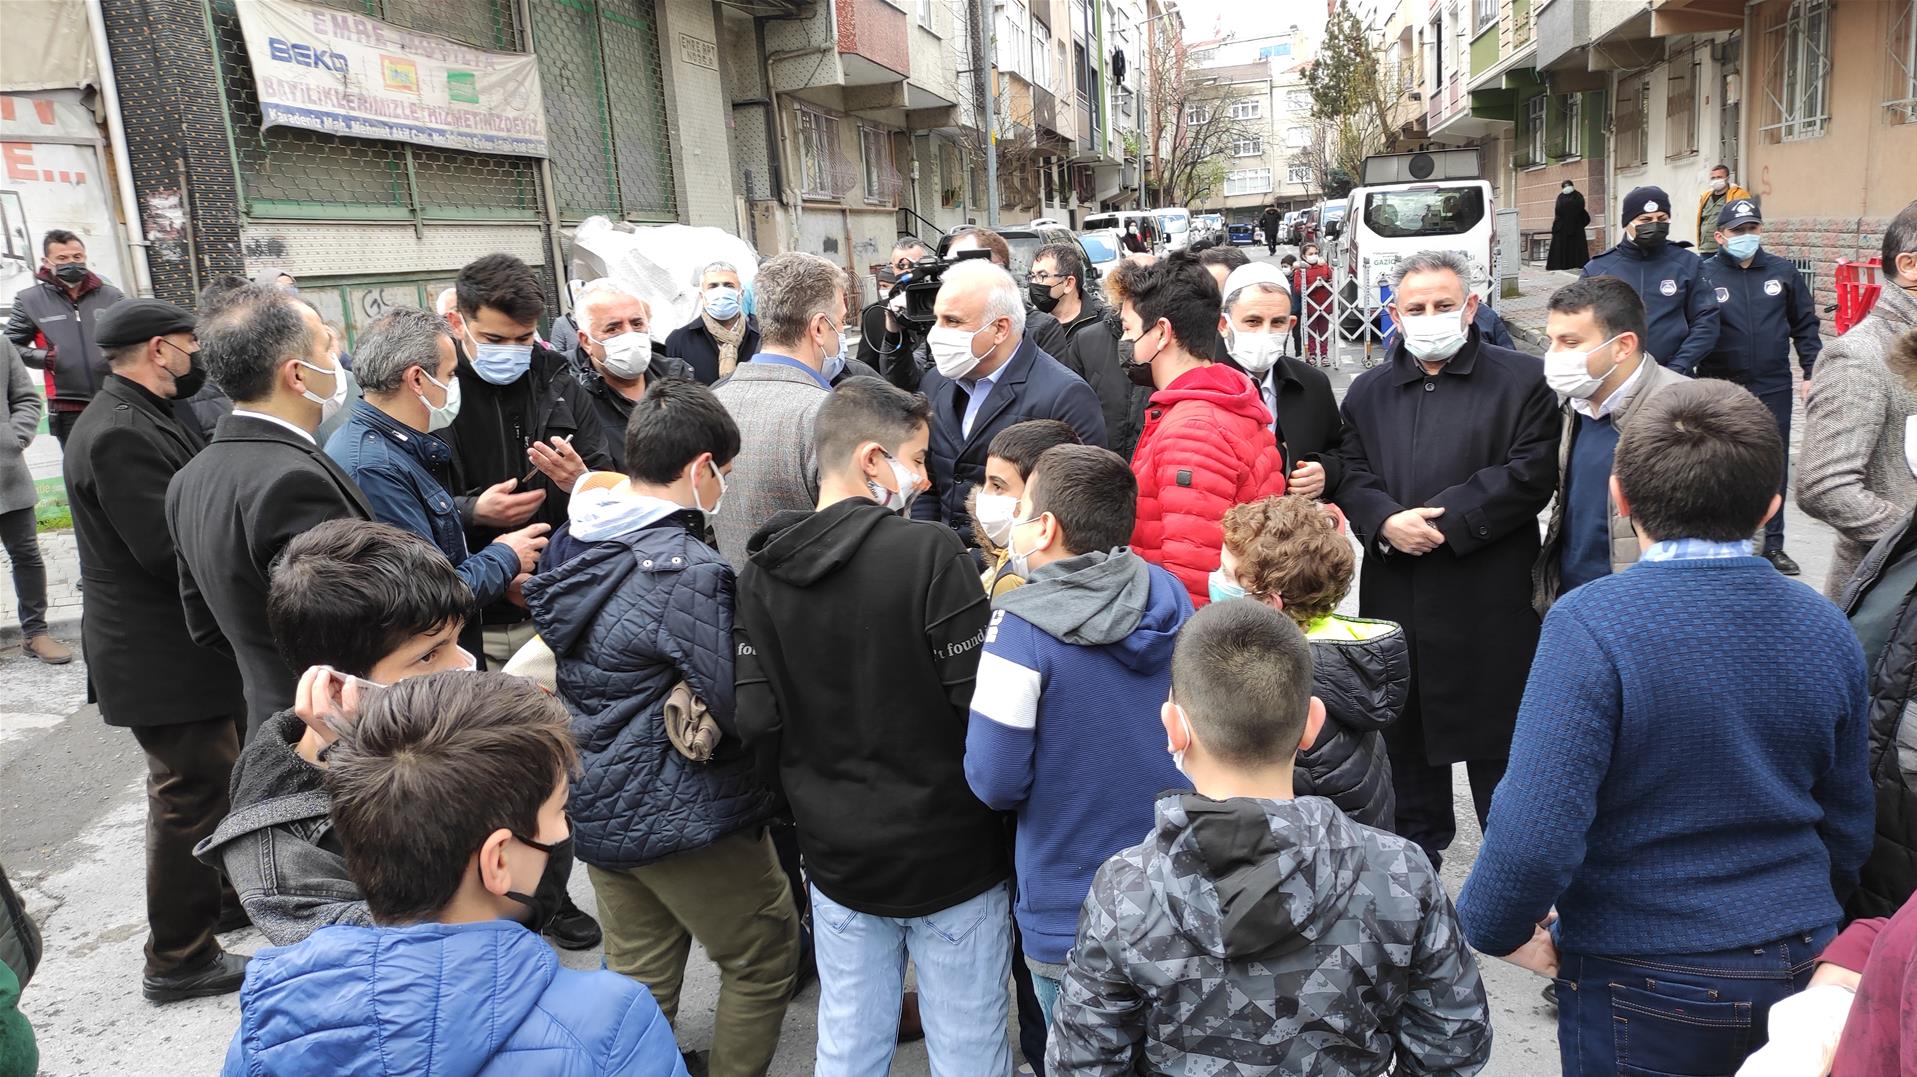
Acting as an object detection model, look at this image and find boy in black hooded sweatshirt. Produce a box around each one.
[732,375,1012,1075]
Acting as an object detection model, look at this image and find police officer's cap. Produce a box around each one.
[93,298,196,349]
[1717,199,1761,231]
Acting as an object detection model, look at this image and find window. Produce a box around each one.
[1284,125,1309,148]
[1560,92,1583,158]
[1887,0,1917,122]
[1186,105,1212,125]
[998,0,1030,77]
[1288,89,1312,111]
[1523,94,1547,166]
[1225,168,1273,196]
[1614,77,1650,168]
[1429,16,1445,87]
[1361,186,1487,238]
[1765,0,1831,141]
[1287,162,1312,184]
[918,0,934,29]
[1231,139,1263,156]
[797,106,843,198]
[1034,18,1053,87]
[1228,99,1263,121]
[1190,47,1218,65]
[860,126,894,203]
[1476,0,1497,31]
[1666,52,1699,157]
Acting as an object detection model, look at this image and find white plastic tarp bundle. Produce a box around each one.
[568,216,759,344]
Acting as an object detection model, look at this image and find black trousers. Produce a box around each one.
[128,714,242,977]
[48,408,82,449]
[1382,694,1508,873]
[1757,386,1792,551]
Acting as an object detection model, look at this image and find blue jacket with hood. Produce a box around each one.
[963,549,1192,965]
[221,919,687,1076]
[522,477,777,871]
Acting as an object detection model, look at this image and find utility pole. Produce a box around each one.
[977,0,1000,226]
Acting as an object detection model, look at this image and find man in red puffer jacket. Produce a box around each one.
[1117,252,1286,607]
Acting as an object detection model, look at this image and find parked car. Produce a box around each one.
[1152,208,1194,252]
[1228,222,1255,246]
[1076,229,1125,282]
[941,223,1076,281]
[1083,211,1162,253]
[1193,213,1226,247]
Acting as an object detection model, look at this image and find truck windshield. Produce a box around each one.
[1361,187,1486,238]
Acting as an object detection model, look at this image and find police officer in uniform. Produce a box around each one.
[1581,185,1720,377]
[1697,197,1821,576]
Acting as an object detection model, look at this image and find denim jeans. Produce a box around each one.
[811,882,1014,1077]
[1028,966,1062,1024]
[1555,924,1838,1077]
[0,508,47,637]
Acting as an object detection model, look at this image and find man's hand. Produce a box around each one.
[293,664,373,742]
[1735,982,1856,1077]
[884,292,908,334]
[1287,460,1327,500]
[1800,378,1814,403]
[1381,506,1446,555]
[506,573,531,609]
[496,523,551,574]
[528,435,586,493]
[473,478,545,529]
[1499,913,1560,978]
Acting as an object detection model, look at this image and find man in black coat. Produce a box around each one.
[664,261,761,384]
[1032,242,1143,458]
[166,284,373,737]
[1211,258,1344,500]
[911,261,1106,548]
[1333,251,1559,870]
[68,299,250,1002]
[565,280,694,471]
[1260,204,1283,256]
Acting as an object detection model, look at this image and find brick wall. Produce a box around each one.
[1759,216,1890,338]
[101,0,245,306]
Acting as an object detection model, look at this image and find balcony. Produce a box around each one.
[836,0,910,81]
[1536,0,1672,73]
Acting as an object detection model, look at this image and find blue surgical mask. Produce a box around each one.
[705,286,742,321]
[469,337,533,385]
[1724,234,1762,261]
[1207,567,1247,606]
[824,352,847,382]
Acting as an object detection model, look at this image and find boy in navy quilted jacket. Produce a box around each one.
[223,672,687,1076]
[523,377,799,1077]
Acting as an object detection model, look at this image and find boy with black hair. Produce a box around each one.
[965,444,1190,1018]
[1460,379,1874,1074]
[196,520,480,947]
[221,672,688,1076]
[734,375,1013,1074]
[523,378,799,1077]
[1119,250,1287,607]
[970,418,1081,595]
[1047,599,1492,1075]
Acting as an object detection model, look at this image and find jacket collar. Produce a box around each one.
[35,264,104,300]
[350,399,450,465]
[1388,326,1482,385]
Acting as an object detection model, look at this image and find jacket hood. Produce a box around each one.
[995,551,1185,666]
[567,472,691,543]
[528,488,703,657]
[746,497,891,587]
[234,920,563,1075]
[1145,794,1366,960]
[1306,617,1409,734]
[1150,362,1272,426]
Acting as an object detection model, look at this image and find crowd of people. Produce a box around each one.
[0,193,1914,1077]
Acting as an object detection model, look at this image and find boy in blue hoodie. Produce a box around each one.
[964,443,1192,1017]
[222,671,687,1076]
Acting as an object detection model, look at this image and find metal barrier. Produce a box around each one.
[1294,265,1337,368]
[1333,269,1393,369]
[1835,257,1884,335]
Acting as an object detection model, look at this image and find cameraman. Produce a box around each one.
[862,229,1071,391]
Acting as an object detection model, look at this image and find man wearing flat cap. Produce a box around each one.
[1581,185,1721,378]
[63,296,253,1003]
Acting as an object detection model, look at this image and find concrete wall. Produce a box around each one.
[1607,38,1732,250]
[658,0,739,232]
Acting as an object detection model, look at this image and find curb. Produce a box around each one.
[0,611,82,652]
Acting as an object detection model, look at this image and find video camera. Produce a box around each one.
[885,248,994,328]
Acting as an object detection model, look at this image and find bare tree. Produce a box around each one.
[1143,39,1263,206]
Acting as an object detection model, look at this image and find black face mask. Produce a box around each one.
[1632,221,1670,250]
[53,263,88,284]
[1028,281,1064,314]
[162,341,207,400]
[1117,338,1157,388]
[505,831,573,932]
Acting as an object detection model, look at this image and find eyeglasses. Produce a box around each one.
[1028,272,1066,284]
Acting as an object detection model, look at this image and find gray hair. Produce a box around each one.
[1388,249,1473,293]
[199,283,318,404]
[1223,282,1290,315]
[755,252,847,348]
[353,307,452,395]
[573,278,649,330]
[695,261,739,287]
[938,259,1027,340]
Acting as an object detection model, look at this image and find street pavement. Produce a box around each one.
[0,251,1844,1074]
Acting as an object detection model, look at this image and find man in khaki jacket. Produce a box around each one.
[1534,277,1691,612]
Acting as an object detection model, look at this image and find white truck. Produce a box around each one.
[1340,149,1497,308]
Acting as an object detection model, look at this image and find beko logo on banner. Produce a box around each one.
[267,37,350,73]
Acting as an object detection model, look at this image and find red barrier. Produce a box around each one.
[1835,258,1883,336]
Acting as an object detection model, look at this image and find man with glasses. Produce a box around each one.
[1031,243,1140,457]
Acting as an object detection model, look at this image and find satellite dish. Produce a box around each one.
[1408,153,1436,180]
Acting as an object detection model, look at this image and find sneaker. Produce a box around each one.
[143,950,249,1003]
[24,634,72,664]
[1763,549,1802,576]
[543,895,602,950]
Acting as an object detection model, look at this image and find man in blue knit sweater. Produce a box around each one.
[1458,378,1873,1075]
[964,443,1191,1018]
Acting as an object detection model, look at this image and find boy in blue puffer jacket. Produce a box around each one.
[222,672,686,1076]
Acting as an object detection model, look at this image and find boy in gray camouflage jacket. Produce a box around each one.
[1045,599,1493,1076]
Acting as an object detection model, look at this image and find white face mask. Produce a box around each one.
[974,492,1019,546]
[1543,334,1621,401]
[1710,177,1729,194]
[1398,308,1470,363]
[927,323,989,379]
[1228,329,1286,376]
[1005,511,1045,579]
[593,331,651,382]
[867,448,923,514]
[1905,416,1917,480]
[1305,254,1323,265]
[692,458,727,516]
[417,369,462,431]
[296,358,349,422]
[1167,702,1194,777]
